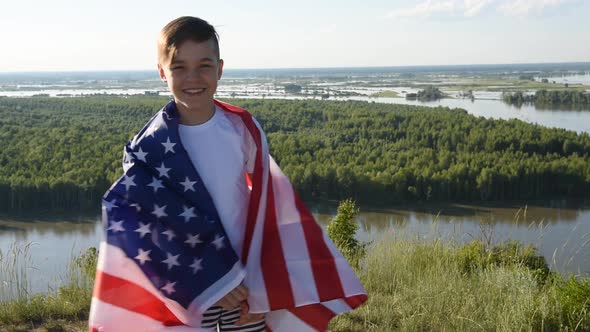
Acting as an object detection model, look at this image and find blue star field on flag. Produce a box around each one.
[103,101,239,308]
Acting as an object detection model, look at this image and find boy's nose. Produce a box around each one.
[185,68,204,80]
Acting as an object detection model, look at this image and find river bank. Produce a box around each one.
[1,233,588,331]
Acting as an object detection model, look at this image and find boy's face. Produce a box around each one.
[158,39,223,117]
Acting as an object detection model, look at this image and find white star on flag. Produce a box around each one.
[161,281,176,295]
[162,253,180,270]
[134,222,151,238]
[189,258,203,274]
[212,234,225,250]
[155,162,171,178]
[148,177,164,193]
[134,248,152,265]
[162,229,176,241]
[108,220,125,233]
[184,233,202,248]
[121,175,136,191]
[134,147,148,162]
[130,203,141,212]
[102,199,117,212]
[180,177,197,192]
[152,204,168,218]
[162,137,176,154]
[178,206,197,222]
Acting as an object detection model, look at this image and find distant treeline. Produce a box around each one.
[1,96,590,213]
[503,90,590,106]
[407,86,445,101]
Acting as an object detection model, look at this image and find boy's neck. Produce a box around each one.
[177,101,216,125]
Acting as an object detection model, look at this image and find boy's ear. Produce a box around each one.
[217,59,224,80]
[157,63,167,82]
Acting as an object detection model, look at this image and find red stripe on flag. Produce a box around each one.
[344,294,369,309]
[294,190,346,301]
[93,270,183,326]
[262,174,296,309]
[289,303,337,331]
[245,172,253,189]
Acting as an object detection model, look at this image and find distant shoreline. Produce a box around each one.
[1,62,590,77]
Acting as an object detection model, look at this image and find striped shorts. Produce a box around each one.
[201,305,266,332]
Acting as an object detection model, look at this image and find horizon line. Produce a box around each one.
[1,61,590,74]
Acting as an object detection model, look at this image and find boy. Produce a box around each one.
[89,16,366,332]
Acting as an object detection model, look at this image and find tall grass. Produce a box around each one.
[0,245,96,331]
[0,202,588,331]
[327,200,590,332]
[0,243,34,302]
[331,236,560,331]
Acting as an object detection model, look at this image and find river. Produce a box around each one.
[1,201,589,300]
[216,90,590,133]
[362,96,590,133]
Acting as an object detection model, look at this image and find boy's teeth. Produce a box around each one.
[185,88,205,93]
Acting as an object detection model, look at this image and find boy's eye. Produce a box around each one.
[171,66,184,70]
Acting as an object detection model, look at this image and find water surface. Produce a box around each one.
[1,201,588,300]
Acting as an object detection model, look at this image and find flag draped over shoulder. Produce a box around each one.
[89,100,367,332]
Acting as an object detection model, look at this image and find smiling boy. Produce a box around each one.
[157,16,265,331]
[157,25,222,126]
[89,16,366,332]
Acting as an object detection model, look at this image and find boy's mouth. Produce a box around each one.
[183,88,206,95]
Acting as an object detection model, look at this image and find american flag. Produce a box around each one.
[89,100,367,331]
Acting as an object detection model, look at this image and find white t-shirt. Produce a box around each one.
[178,106,256,259]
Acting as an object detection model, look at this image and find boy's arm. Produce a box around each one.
[214,284,248,309]
[236,302,265,326]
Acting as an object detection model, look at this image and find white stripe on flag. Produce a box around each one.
[89,298,212,332]
[265,309,315,332]
[243,119,271,313]
[322,298,353,315]
[320,232,367,297]
[270,156,321,306]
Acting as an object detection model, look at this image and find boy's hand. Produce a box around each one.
[236,301,265,326]
[215,284,248,310]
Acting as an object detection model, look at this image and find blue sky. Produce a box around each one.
[1,0,589,72]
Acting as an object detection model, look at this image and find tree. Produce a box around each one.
[327,199,365,268]
[416,86,444,101]
[284,84,302,94]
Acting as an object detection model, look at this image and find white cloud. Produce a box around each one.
[464,0,496,17]
[387,0,457,18]
[387,0,577,18]
[498,0,577,16]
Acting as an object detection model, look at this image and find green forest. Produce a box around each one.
[1,96,590,213]
[503,90,590,106]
